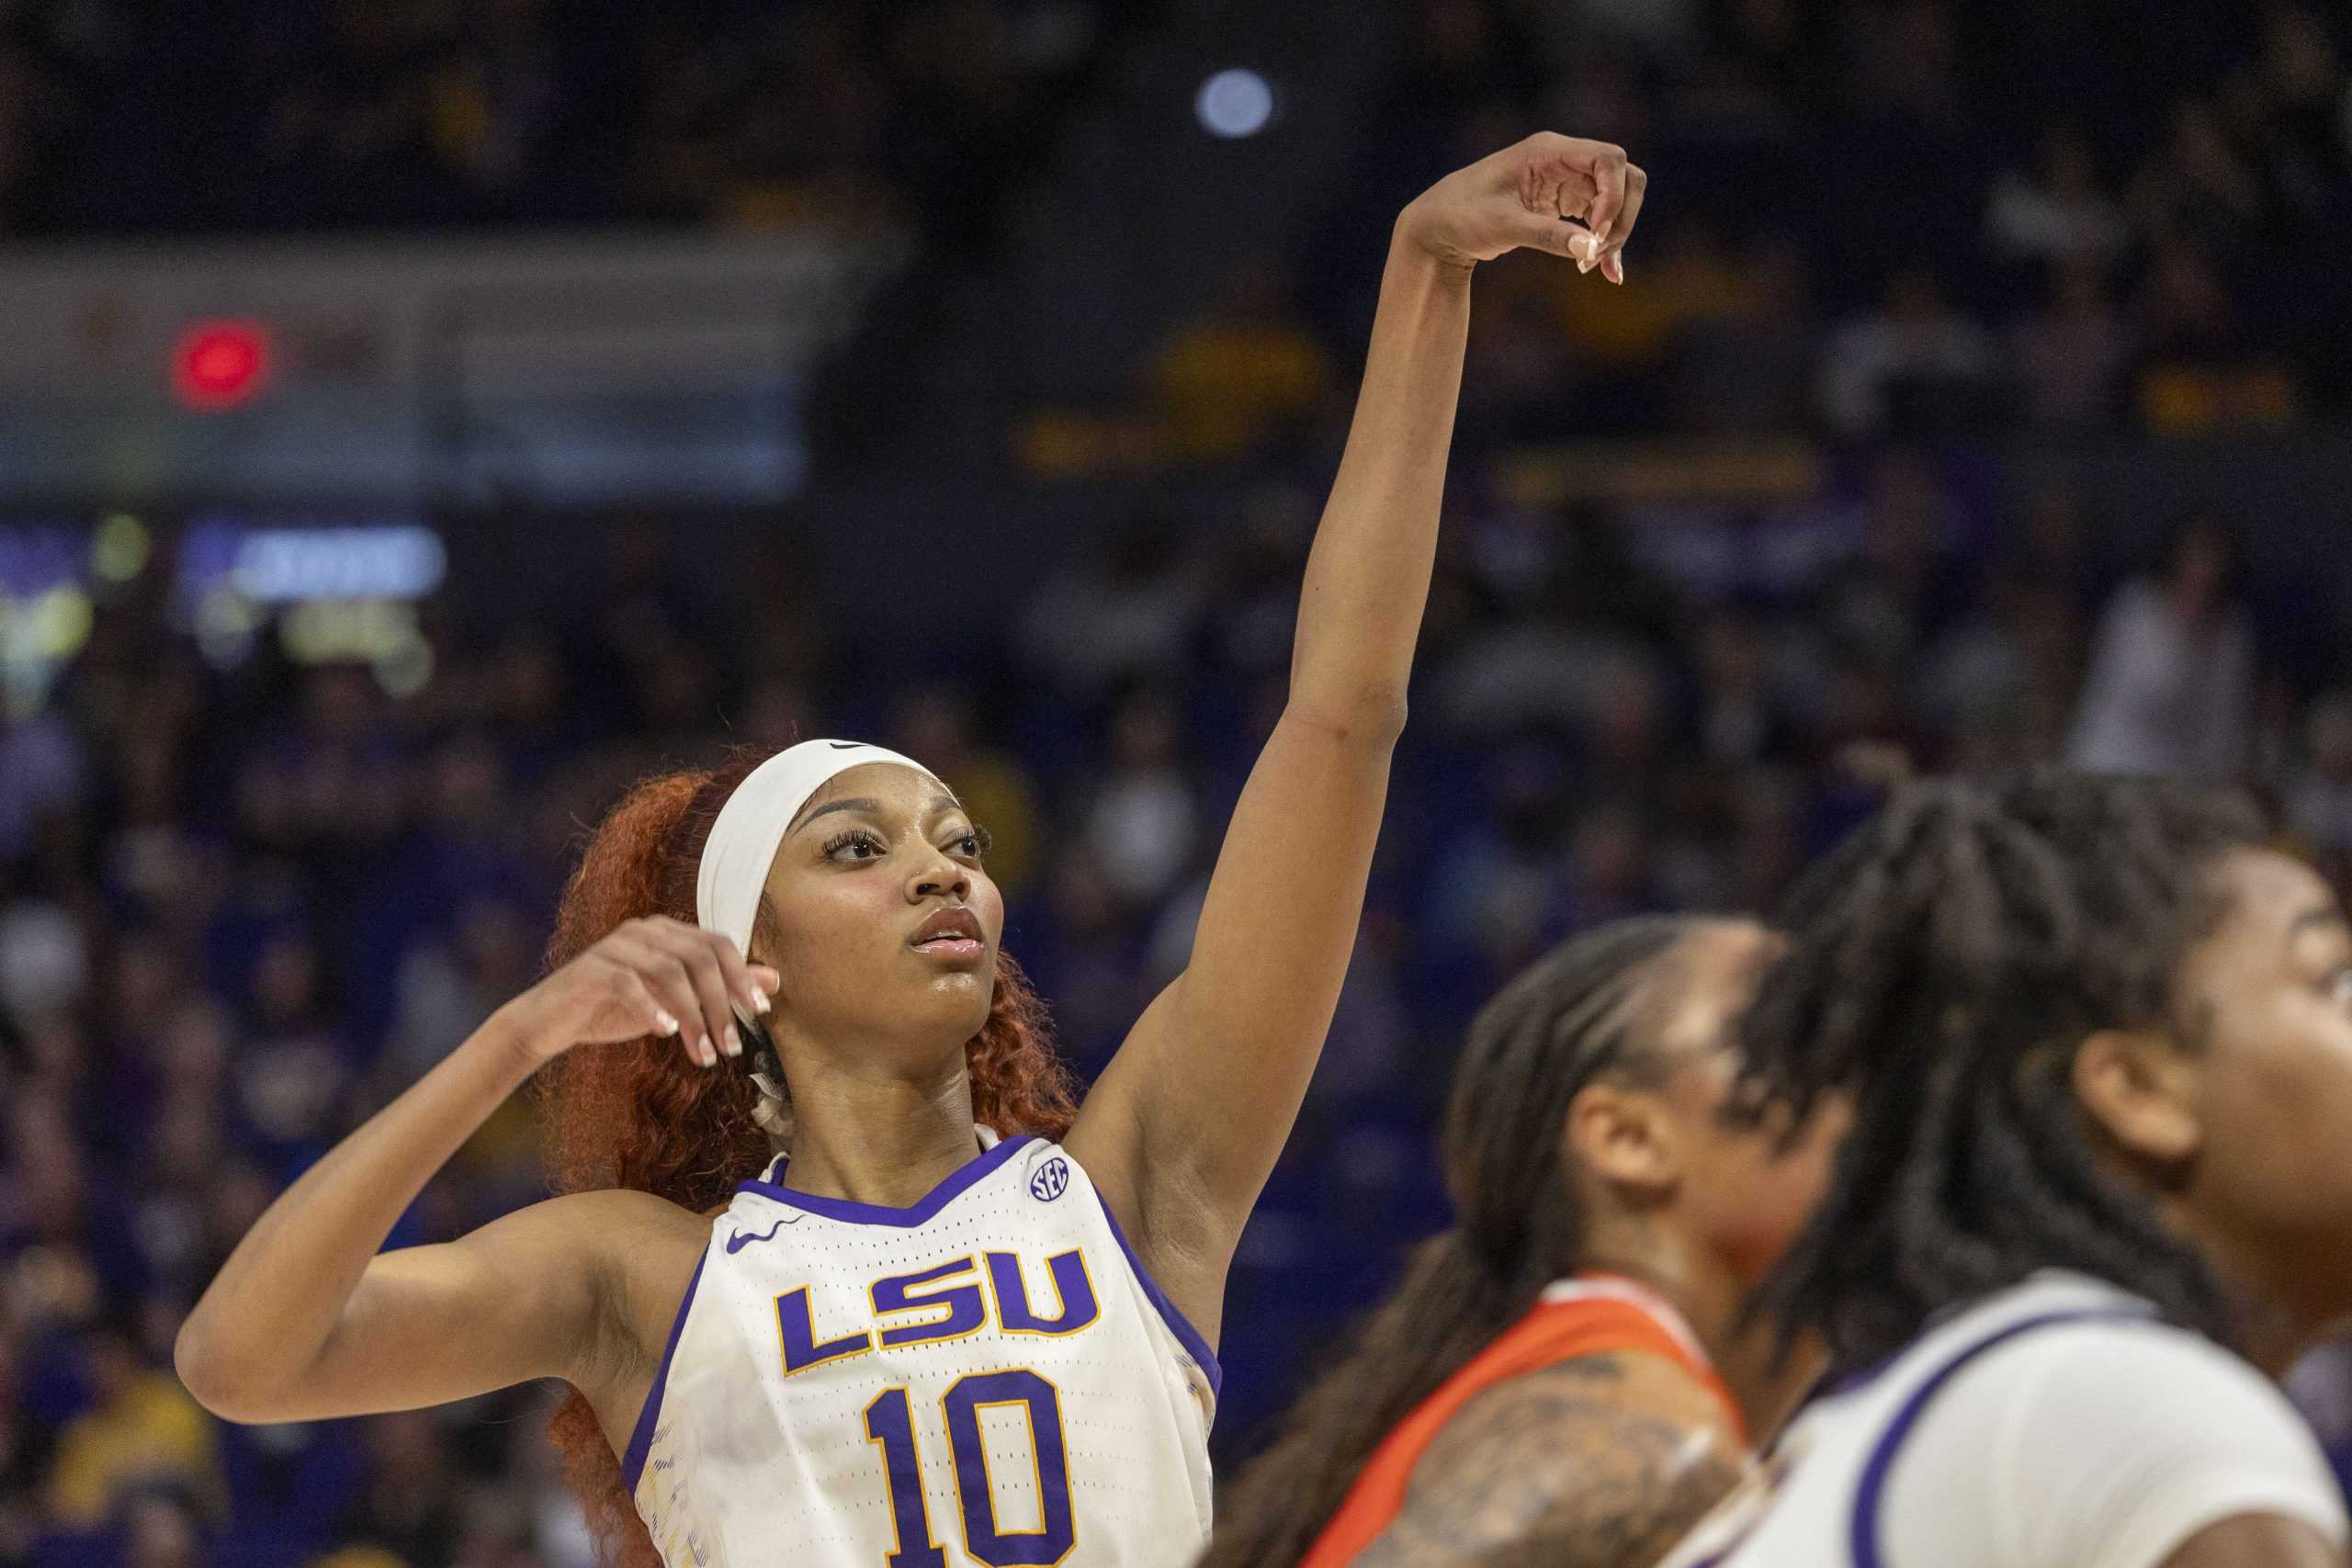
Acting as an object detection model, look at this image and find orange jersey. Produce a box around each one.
[1299,1275,1745,1568]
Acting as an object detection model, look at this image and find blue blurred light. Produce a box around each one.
[1196,69,1274,139]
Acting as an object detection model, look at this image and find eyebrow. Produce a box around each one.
[790,793,966,835]
[2289,907,2350,940]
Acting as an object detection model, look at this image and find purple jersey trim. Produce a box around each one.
[1090,1189,1224,1404]
[734,1134,1034,1228]
[1848,1303,2152,1568]
[619,1249,709,1495]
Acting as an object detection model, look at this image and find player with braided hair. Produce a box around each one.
[1661,768,2352,1568]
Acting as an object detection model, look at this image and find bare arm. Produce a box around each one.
[175,918,771,1427]
[1352,1354,1745,1568]
[1067,133,1648,1323]
[2157,1517,2345,1568]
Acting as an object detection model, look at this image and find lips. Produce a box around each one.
[910,908,985,952]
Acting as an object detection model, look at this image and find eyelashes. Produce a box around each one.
[820,824,993,862]
[822,829,887,861]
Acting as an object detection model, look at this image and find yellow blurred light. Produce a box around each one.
[280,598,420,665]
[196,590,262,668]
[373,628,434,698]
[92,513,150,581]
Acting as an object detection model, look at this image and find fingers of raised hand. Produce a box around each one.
[1598,164,1648,283]
[1513,135,1637,278]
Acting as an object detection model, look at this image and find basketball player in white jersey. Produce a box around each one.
[1658,771,2352,1568]
[173,131,1651,1568]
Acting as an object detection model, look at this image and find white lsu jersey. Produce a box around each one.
[1657,1271,2347,1568]
[623,1130,1217,1568]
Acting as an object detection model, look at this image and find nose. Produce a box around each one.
[907,843,971,905]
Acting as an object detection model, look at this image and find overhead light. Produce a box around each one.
[1196,69,1275,139]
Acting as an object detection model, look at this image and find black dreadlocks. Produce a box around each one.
[1738,767,2268,1372]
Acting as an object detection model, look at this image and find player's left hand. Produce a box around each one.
[1396,132,1646,283]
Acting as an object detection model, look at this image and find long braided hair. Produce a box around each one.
[1202,916,1702,1568]
[1736,768,2267,1372]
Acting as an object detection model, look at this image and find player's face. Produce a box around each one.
[1651,922,1849,1283]
[2167,848,2352,1323]
[753,763,1005,1065]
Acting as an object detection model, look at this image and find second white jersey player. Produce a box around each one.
[627,1130,1216,1568]
[1657,1271,2347,1568]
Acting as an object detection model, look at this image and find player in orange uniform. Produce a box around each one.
[1201,916,1847,1568]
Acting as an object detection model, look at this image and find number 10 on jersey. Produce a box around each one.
[864,1370,1076,1566]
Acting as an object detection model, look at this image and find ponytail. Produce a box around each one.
[1201,916,1694,1568]
[535,750,1078,1568]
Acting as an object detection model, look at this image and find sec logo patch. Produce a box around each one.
[1030,1156,1070,1202]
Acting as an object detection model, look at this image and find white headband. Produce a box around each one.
[695,739,938,968]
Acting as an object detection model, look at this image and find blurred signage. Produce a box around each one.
[0,230,898,401]
[0,227,905,504]
[177,518,447,604]
[172,321,275,411]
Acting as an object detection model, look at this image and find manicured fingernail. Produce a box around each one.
[697,1039,716,1067]
[723,1024,742,1058]
[749,986,770,1014]
[655,1011,680,1037]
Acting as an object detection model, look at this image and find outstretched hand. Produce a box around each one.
[1396,131,1647,283]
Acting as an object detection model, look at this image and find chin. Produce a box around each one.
[918,968,997,1041]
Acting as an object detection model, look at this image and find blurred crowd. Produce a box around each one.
[0,0,1124,241]
[1140,0,2352,457]
[6,2,2352,1566]
[6,473,2352,1565]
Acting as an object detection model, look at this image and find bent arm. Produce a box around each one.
[176,1011,616,1422]
[2159,1517,2345,1568]
[1068,231,1474,1290]
[1354,1354,1746,1568]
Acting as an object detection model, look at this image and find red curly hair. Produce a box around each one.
[536,747,1077,1568]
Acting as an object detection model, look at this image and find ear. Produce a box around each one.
[1564,1081,1682,1197]
[2072,1028,2203,1168]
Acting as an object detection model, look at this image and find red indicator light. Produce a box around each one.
[172,321,273,411]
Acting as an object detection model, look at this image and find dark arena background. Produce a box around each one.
[6,2,2352,1564]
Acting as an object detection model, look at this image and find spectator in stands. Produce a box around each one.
[1985,123,2130,270]
[2135,244,2301,432]
[1818,261,1996,438]
[2068,513,2255,780]
[2009,258,2134,428]
[1148,252,1337,462]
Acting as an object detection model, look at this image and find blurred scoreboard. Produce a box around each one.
[0,514,447,714]
[0,227,903,506]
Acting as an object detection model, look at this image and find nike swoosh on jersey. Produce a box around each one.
[725,1218,798,1253]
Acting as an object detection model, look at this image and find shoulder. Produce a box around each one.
[526,1186,711,1255]
[1938,1314,2312,1443]
[1886,1317,2346,1568]
[1361,1352,1746,1568]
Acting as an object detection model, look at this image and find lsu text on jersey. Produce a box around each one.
[626,1130,1216,1568]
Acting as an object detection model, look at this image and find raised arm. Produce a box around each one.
[1067,134,1647,1314]
[175,918,770,1438]
[1355,1354,1745,1568]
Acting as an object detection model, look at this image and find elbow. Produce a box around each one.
[1284,685,1409,751]
[173,1317,283,1424]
